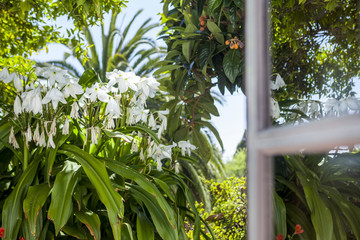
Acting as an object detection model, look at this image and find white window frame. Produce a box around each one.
[245,1,360,239]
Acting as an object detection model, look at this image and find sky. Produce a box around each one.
[30,0,247,161]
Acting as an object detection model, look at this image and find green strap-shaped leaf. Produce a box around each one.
[75,209,101,240]
[2,158,40,240]
[129,185,178,240]
[104,161,177,238]
[274,192,287,238]
[137,212,154,240]
[48,161,81,235]
[121,222,135,240]
[59,144,124,240]
[114,125,161,144]
[23,183,51,236]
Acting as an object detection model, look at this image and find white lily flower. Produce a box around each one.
[148,113,156,130]
[25,124,32,144]
[39,130,46,147]
[133,108,149,123]
[62,118,70,135]
[21,87,43,115]
[0,67,11,83]
[156,159,163,171]
[47,134,55,148]
[90,126,98,145]
[70,102,80,119]
[63,78,84,98]
[140,148,145,162]
[177,140,197,156]
[49,118,57,136]
[175,162,180,174]
[106,70,139,93]
[84,83,110,103]
[271,74,286,90]
[137,76,160,98]
[14,95,22,116]
[43,66,68,87]
[105,97,121,118]
[9,126,19,149]
[33,123,40,144]
[131,140,138,153]
[270,98,280,119]
[42,88,67,110]
[13,74,23,92]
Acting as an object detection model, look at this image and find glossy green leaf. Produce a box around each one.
[23,183,50,236]
[223,49,242,83]
[59,144,124,240]
[121,222,135,240]
[75,209,101,240]
[274,193,287,237]
[206,21,224,44]
[48,161,81,235]
[182,23,198,62]
[137,212,154,240]
[2,158,40,240]
[61,224,88,239]
[115,125,161,144]
[153,64,182,75]
[129,184,178,240]
[208,0,222,14]
[79,69,99,87]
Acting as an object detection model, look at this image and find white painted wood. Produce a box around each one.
[245,0,273,239]
[257,115,360,155]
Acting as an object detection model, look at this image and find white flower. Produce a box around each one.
[42,66,68,87]
[21,87,43,115]
[13,74,23,92]
[70,102,80,119]
[47,134,55,148]
[137,76,160,98]
[345,97,360,111]
[14,95,22,116]
[25,124,32,144]
[175,162,180,173]
[84,83,110,103]
[39,130,46,147]
[177,140,197,156]
[49,118,57,136]
[133,108,149,123]
[270,98,280,119]
[33,123,40,143]
[131,140,138,153]
[140,148,145,162]
[90,126,98,145]
[0,67,11,83]
[42,88,67,110]
[62,118,70,135]
[105,97,121,118]
[156,158,162,171]
[106,70,139,93]
[9,126,19,149]
[148,113,156,130]
[271,74,286,90]
[63,78,84,98]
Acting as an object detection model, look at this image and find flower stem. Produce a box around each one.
[23,144,29,170]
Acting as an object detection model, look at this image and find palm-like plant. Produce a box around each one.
[51,9,165,79]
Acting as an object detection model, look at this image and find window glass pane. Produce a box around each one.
[270,1,360,124]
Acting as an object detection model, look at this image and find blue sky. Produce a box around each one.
[31,0,247,161]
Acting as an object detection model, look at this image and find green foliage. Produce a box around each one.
[187,177,247,240]
[275,153,360,240]
[224,148,246,177]
[0,0,127,71]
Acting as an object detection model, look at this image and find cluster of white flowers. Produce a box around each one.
[0,66,197,171]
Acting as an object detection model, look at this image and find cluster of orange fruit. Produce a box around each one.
[225,36,244,49]
[199,15,207,31]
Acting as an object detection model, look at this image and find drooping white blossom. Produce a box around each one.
[148,113,156,130]
[21,87,43,115]
[70,102,80,119]
[42,88,67,110]
[131,140,138,153]
[137,76,160,98]
[62,118,70,135]
[14,95,22,116]
[177,140,197,156]
[33,123,40,144]
[49,118,57,137]
[62,78,84,98]
[271,74,286,90]
[105,97,121,118]
[9,126,19,149]
[25,124,32,144]
[0,67,11,83]
[47,134,55,148]
[38,130,46,147]
[270,98,280,119]
[84,83,110,103]
[13,74,23,92]
[90,126,98,145]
